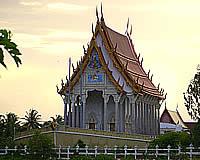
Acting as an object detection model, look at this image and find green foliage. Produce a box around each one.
[191,120,200,147]
[149,132,191,149]
[184,67,200,120]
[22,109,41,130]
[70,155,115,160]
[0,29,22,68]
[75,139,86,148]
[27,130,54,160]
[0,113,20,148]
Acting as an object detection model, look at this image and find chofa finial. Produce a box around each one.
[96,6,99,22]
[101,2,104,21]
[92,23,94,35]
[130,24,132,36]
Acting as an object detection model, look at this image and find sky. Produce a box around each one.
[0,0,200,121]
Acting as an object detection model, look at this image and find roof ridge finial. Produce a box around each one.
[92,23,94,35]
[140,57,143,66]
[130,24,132,36]
[96,6,99,22]
[101,2,104,21]
[165,101,167,110]
[147,69,150,77]
[176,103,178,112]
[125,18,129,35]
[150,74,153,81]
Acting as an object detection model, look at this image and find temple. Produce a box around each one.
[57,7,165,135]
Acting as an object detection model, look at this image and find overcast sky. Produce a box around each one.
[0,0,200,121]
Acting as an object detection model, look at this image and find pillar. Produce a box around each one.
[82,95,86,129]
[103,95,109,131]
[71,96,75,128]
[114,95,120,132]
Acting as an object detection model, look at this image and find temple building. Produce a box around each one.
[57,7,165,135]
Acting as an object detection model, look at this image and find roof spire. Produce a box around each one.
[157,83,160,90]
[96,6,99,22]
[101,2,104,21]
[147,69,150,77]
[92,23,94,35]
[176,103,178,112]
[83,45,86,54]
[165,101,167,110]
[150,74,153,81]
[140,57,143,66]
[130,24,132,36]
[125,18,129,35]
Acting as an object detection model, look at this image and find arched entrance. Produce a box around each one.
[86,90,103,130]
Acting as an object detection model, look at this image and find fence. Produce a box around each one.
[0,144,200,159]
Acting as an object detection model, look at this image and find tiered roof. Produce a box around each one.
[58,8,165,100]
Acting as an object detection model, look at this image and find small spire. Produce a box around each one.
[130,24,132,36]
[61,79,64,87]
[140,57,143,66]
[176,103,178,112]
[147,69,150,77]
[164,93,167,99]
[83,45,86,54]
[165,102,167,110]
[56,85,59,93]
[72,63,75,71]
[157,83,160,90]
[125,18,129,34]
[150,74,153,81]
[92,23,94,35]
[96,6,99,22]
[138,53,140,60]
[101,2,104,21]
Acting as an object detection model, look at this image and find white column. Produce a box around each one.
[71,97,75,128]
[114,96,120,132]
[82,95,86,129]
[103,95,109,131]
[132,102,136,133]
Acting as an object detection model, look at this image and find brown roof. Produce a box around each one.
[104,25,162,97]
[160,109,188,129]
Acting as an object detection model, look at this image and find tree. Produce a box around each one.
[0,29,22,68]
[149,132,191,149]
[0,113,20,147]
[22,109,41,130]
[191,120,200,147]
[184,66,200,120]
[28,130,54,159]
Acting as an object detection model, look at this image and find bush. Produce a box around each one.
[27,130,54,159]
[149,131,191,149]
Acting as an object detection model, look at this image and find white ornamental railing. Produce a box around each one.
[0,144,200,159]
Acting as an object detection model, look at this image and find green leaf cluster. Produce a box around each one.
[149,132,191,149]
[0,29,22,68]
[28,130,54,160]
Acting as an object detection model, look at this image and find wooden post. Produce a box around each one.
[95,146,98,157]
[167,145,171,160]
[114,145,117,159]
[67,146,70,160]
[58,145,61,159]
[189,144,193,160]
[104,145,107,155]
[124,145,127,158]
[134,146,137,160]
[156,145,159,158]
[85,145,88,156]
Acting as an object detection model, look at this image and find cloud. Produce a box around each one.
[47,2,90,12]
[19,1,42,6]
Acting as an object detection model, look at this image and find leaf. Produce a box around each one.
[0,48,7,68]
[13,55,22,67]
